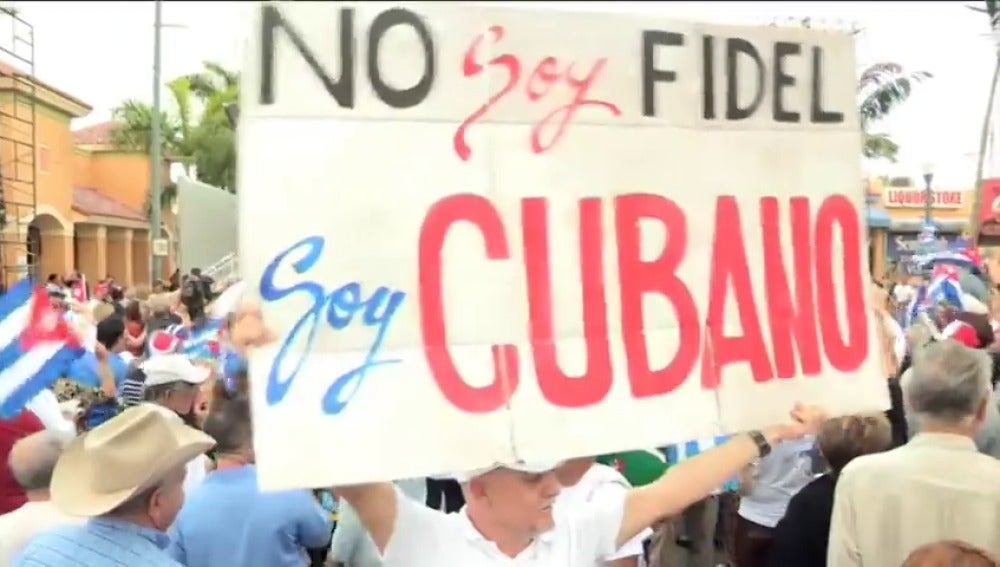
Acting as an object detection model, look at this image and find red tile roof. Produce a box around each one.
[72,186,146,222]
[72,121,116,145]
[0,60,91,111]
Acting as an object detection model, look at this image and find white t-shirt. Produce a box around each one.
[554,464,651,564]
[880,313,906,366]
[382,489,625,566]
[184,454,209,494]
[330,480,432,567]
[893,284,914,304]
[25,390,76,436]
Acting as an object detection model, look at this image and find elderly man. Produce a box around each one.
[140,354,213,494]
[0,430,81,563]
[828,340,1000,567]
[14,404,215,566]
[169,394,332,566]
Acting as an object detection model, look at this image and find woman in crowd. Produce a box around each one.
[768,414,893,566]
[731,432,816,567]
[122,300,146,358]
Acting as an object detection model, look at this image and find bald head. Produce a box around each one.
[9,430,70,492]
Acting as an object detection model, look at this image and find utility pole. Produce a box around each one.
[149,0,163,283]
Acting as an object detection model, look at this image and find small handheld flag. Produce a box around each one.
[0,280,85,417]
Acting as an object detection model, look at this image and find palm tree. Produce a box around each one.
[109,77,202,211]
[968,0,1000,240]
[108,99,176,154]
[185,61,239,192]
[858,63,932,161]
[186,61,238,100]
[776,19,930,162]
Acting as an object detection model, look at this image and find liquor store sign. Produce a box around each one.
[883,189,964,209]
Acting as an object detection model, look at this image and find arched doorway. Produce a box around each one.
[27,212,69,282]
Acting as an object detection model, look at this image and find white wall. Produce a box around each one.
[176,177,237,273]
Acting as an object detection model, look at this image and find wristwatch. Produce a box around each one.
[748,430,772,458]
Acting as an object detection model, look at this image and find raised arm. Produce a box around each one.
[228,304,401,553]
[615,406,823,548]
[332,483,399,553]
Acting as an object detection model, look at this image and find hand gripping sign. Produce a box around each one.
[239,2,889,490]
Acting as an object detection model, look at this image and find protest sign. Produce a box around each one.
[239,2,888,490]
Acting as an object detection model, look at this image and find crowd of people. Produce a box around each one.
[0,251,997,566]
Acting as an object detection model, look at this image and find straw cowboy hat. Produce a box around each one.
[51,404,215,517]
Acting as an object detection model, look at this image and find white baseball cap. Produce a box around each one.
[140,354,210,388]
[450,460,562,483]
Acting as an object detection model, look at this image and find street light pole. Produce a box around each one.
[149,0,163,284]
[921,162,935,228]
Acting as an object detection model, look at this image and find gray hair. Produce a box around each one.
[9,430,72,491]
[903,340,992,424]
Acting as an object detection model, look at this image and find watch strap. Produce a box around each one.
[748,430,772,458]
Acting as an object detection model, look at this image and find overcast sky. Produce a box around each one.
[6,1,996,185]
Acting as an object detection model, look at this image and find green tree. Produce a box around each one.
[858,62,932,161]
[108,61,239,209]
[778,19,930,162]
[109,76,202,211]
[184,61,238,192]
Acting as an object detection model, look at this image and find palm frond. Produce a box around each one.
[109,99,179,152]
[202,61,239,89]
[166,76,195,148]
[967,1,1000,29]
[187,61,240,100]
[858,63,932,126]
[863,132,900,162]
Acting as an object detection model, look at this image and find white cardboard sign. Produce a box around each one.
[239,2,889,490]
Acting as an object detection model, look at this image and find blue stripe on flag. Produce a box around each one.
[0,279,31,321]
[662,434,738,492]
[684,440,700,458]
[0,345,82,418]
[0,338,24,370]
[182,319,224,359]
[0,279,86,418]
[663,445,676,463]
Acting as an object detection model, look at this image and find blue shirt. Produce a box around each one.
[14,517,179,566]
[169,465,332,567]
[65,352,129,390]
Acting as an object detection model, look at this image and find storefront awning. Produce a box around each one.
[866,206,891,229]
[888,218,967,233]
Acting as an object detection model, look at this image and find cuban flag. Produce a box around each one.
[219,347,245,393]
[0,280,85,417]
[930,244,983,269]
[148,328,184,356]
[925,264,965,309]
[180,319,224,360]
[905,284,928,328]
[663,436,739,492]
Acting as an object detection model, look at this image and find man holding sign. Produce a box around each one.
[237,1,888,562]
[235,305,823,564]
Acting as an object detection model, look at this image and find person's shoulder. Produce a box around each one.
[964,447,1000,474]
[788,474,836,507]
[837,448,902,481]
[17,522,87,551]
[582,463,631,490]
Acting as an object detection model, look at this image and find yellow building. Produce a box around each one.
[0,60,176,287]
[72,121,178,284]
